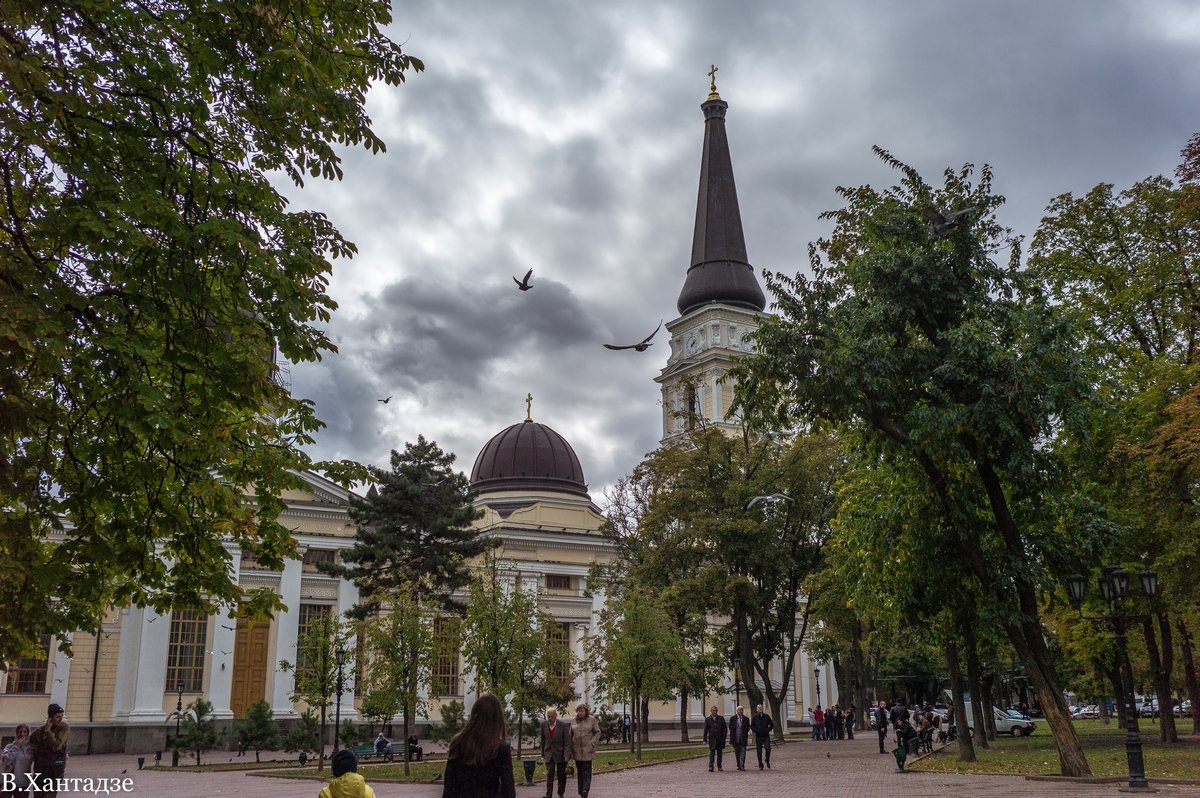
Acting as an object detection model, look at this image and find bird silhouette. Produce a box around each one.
[221,624,235,631]
[377,396,392,404]
[747,493,792,510]
[921,205,978,235]
[432,773,443,782]
[603,320,662,352]
[513,268,533,291]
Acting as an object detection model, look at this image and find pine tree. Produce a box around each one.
[235,699,279,763]
[324,436,491,614]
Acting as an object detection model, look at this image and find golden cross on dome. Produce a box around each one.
[707,64,720,100]
[525,392,533,422]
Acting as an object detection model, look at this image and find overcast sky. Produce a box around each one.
[285,0,1200,503]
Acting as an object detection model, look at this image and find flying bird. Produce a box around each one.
[747,493,793,510]
[921,205,978,235]
[603,320,662,352]
[513,268,533,291]
[377,396,392,404]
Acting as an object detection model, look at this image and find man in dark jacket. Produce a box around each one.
[750,703,774,770]
[702,706,727,772]
[874,701,890,754]
[540,708,573,798]
[728,706,751,771]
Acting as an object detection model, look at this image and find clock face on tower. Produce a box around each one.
[685,334,699,355]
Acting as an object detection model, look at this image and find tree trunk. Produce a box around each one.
[946,635,975,762]
[402,704,412,776]
[640,696,649,744]
[966,643,988,749]
[764,688,785,743]
[1105,656,1127,730]
[1176,616,1200,736]
[981,668,998,741]
[632,691,642,760]
[679,691,690,742]
[319,704,328,771]
[1142,612,1178,742]
[851,617,870,731]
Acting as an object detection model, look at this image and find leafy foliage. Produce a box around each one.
[324,436,490,617]
[279,609,354,770]
[176,698,219,766]
[234,699,279,763]
[0,0,420,662]
[281,709,321,755]
[428,699,466,743]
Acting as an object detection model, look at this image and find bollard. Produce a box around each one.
[137,757,145,770]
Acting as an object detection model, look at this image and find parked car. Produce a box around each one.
[1138,700,1158,718]
[1174,700,1192,717]
[963,703,1036,736]
[1072,705,1098,719]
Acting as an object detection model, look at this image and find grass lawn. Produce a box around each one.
[908,720,1200,780]
[257,746,709,783]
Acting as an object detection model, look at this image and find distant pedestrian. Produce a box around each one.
[621,714,630,744]
[751,703,773,770]
[846,704,856,739]
[320,749,375,798]
[702,706,727,772]
[441,692,516,798]
[873,701,889,754]
[570,704,600,798]
[728,706,750,771]
[2,723,33,798]
[812,705,825,741]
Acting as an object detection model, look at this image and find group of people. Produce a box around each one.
[438,696,601,798]
[870,700,952,756]
[371,732,422,762]
[702,704,775,772]
[806,704,857,741]
[2,704,70,798]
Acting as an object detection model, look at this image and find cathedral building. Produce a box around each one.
[0,81,835,752]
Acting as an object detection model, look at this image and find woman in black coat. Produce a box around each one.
[442,693,516,798]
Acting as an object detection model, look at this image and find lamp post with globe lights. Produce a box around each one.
[1065,565,1159,793]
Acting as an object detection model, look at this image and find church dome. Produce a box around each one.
[470,420,589,497]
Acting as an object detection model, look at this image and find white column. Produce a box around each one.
[336,578,359,720]
[271,552,305,715]
[573,623,588,707]
[49,633,72,709]
[710,368,722,420]
[206,543,240,721]
[125,606,172,721]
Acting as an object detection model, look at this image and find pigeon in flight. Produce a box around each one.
[921,205,978,236]
[377,396,392,404]
[746,493,793,510]
[513,268,533,291]
[604,320,662,352]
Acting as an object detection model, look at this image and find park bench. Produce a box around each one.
[349,742,409,763]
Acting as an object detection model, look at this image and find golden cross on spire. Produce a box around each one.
[707,64,720,100]
[525,392,533,422]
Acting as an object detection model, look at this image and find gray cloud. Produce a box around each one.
[287,0,1200,498]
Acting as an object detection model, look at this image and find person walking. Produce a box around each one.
[570,704,600,798]
[441,692,516,798]
[539,708,573,798]
[750,703,773,770]
[28,704,68,798]
[812,705,825,741]
[320,750,375,798]
[728,706,751,771]
[873,701,890,754]
[846,704,856,740]
[2,723,33,798]
[702,706,727,772]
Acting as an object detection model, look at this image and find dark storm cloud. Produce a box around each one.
[286,0,1200,497]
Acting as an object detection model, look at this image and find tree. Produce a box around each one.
[281,709,321,756]
[359,689,400,738]
[589,588,687,761]
[279,609,354,771]
[323,436,490,617]
[733,149,1097,775]
[0,0,419,664]
[428,699,466,743]
[234,699,279,763]
[359,588,442,775]
[176,698,219,766]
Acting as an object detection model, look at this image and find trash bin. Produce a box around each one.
[523,759,537,784]
[892,746,907,771]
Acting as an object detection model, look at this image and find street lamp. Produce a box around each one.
[732,656,742,709]
[814,667,821,709]
[333,645,346,752]
[172,680,184,766]
[1065,564,1159,793]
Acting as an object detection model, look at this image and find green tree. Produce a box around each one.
[428,699,466,743]
[733,149,1096,775]
[324,437,490,617]
[359,689,400,738]
[234,699,279,763]
[176,698,219,766]
[281,709,320,756]
[279,609,354,771]
[0,0,419,664]
[589,588,687,760]
[360,588,443,775]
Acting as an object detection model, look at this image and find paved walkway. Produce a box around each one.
[57,733,1198,797]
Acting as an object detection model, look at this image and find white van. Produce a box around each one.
[962,703,1036,737]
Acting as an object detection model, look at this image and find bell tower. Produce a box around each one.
[655,71,766,442]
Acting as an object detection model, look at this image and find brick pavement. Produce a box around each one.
[57,733,1199,797]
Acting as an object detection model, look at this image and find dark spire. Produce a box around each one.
[676,81,766,316]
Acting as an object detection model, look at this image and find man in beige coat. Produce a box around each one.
[571,704,601,798]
